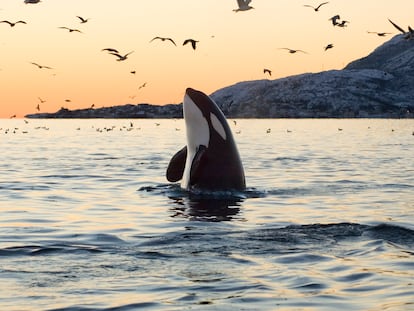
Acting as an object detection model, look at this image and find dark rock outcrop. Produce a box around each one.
[26,103,183,119]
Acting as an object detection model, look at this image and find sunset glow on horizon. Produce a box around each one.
[0,0,412,118]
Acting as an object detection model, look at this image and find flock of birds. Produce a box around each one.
[2,118,412,136]
[1,0,413,118]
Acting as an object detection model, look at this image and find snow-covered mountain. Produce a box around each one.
[210,34,414,118]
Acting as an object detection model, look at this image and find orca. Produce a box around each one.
[166,88,245,191]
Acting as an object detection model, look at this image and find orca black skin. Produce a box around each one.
[166,88,245,191]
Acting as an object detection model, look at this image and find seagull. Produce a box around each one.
[24,0,41,3]
[367,31,392,37]
[263,68,272,76]
[110,51,134,61]
[30,62,53,69]
[36,103,40,111]
[336,20,349,28]
[233,0,254,12]
[37,97,46,104]
[138,82,147,90]
[324,43,334,51]
[388,19,414,40]
[303,2,329,12]
[101,48,119,53]
[0,20,27,27]
[329,15,340,26]
[76,16,90,24]
[279,48,308,54]
[183,39,199,50]
[150,36,176,46]
[58,26,82,33]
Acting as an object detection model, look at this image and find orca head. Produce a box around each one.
[183,88,228,147]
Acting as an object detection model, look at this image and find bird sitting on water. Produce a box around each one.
[233,0,254,12]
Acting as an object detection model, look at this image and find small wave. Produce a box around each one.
[47,301,161,311]
[0,243,108,257]
[365,223,414,246]
[138,183,265,199]
[273,156,310,163]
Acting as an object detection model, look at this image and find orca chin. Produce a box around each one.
[166,88,245,191]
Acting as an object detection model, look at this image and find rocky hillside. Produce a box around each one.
[211,34,414,118]
[27,34,413,119]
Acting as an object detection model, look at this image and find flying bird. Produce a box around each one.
[303,2,329,12]
[101,48,119,53]
[183,39,199,50]
[336,20,349,28]
[329,15,340,26]
[150,36,176,46]
[36,103,41,111]
[58,26,82,33]
[30,62,53,69]
[324,43,334,51]
[24,0,41,3]
[367,31,392,37]
[76,16,90,24]
[110,51,134,61]
[233,0,254,12]
[138,82,147,90]
[388,19,414,40]
[0,20,27,27]
[37,97,46,104]
[263,68,272,76]
[279,48,308,54]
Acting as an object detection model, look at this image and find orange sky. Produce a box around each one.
[0,0,412,118]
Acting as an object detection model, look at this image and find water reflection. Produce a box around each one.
[169,196,243,222]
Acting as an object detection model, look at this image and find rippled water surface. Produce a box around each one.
[1,119,413,310]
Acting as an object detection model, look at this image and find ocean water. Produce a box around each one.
[0,118,413,311]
